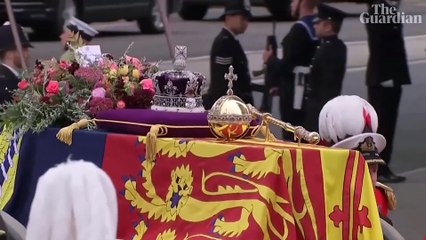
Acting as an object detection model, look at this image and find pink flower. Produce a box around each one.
[125,55,143,70]
[128,82,136,95]
[46,81,60,95]
[99,58,117,70]
[87,97,114,117]
[17,79,29,90]
[109,62,118,70]
[34,75,44,85]
[58,60,69,70]
[92,87,106,98]
[122,76,130,83]
[117,100,126,109]
[48,68,56,79]
[74,67,104,84]
[140,78,154,93]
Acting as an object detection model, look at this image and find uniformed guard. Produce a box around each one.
[60,17,99,61]
[202,0,253,110]
[318,95,397,222]
[0,21,33,104]
[365,0,410,183]
[303,3,347,132]
[263,0,319,140]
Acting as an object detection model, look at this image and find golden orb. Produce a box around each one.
[207,94,252,141]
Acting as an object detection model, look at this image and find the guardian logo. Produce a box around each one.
[360,3,423,24]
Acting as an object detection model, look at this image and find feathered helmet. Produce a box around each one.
[319,95,386,165]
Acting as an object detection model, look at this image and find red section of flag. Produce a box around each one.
[302,149,327,238]
[288,149,327,239]
[102,134,300,239]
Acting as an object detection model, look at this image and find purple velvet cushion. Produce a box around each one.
[95,109,259,138]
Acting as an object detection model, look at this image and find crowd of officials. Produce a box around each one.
[203,0,411,184]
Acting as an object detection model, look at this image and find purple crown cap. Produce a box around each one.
[151,45,206,112]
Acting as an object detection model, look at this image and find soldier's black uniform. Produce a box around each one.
[365,0,411,182]
[203,28,253,110]
[0,22,33,105]
[266,15,319,139]
[0,64,19,104]
[303,4,348,132]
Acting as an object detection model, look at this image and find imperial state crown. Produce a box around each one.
[151,45,206,112]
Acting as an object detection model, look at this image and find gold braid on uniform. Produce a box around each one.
[376,182,397,210]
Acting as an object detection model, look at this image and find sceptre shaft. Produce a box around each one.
[4,0,27,71]
[156,0,174,60]
[247,104,320,144]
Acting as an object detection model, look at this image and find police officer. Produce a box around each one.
[60,17,99,61]
[203,0,253,110]
[365,0,410,183]
[263,0,319,140]
[0,21,33,104]
[303,3,347,132]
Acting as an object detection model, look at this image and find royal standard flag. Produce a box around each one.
[101,135,383,240]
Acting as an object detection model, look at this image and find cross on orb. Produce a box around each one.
[224,65,238,95]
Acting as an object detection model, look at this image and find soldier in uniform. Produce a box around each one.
[262,0,319,140]
[365,0,410,183]
[318,95,396,222]
[303,3,347,132]
[0,21,33,104]
[60,17,99,61]
[203,0,253,110]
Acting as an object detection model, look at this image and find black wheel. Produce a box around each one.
[263,0,293,21]
[178,3,208,20]
[137,0,165,34]
[32,0,76,40]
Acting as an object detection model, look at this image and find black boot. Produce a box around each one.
[378,166,406,183]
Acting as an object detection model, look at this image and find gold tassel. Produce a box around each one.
[259,125,277,141]
[56,119,93,145]
[145,125,168,163]
[250,120,277,142]
[385,189,397,210]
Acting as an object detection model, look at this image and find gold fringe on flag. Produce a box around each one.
[56,119,94,145]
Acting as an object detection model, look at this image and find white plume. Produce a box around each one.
[319,95,379,144]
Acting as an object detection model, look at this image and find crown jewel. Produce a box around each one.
[151,45,206,112]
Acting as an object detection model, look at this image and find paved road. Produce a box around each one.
[27,1,426,63]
